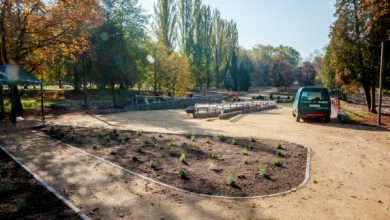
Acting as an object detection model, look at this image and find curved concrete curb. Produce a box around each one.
[0,145,90,220]
[36,131,311,200]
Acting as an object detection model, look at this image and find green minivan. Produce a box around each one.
[292,87,331,122]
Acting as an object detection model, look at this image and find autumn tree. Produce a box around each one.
[324,0,390,112]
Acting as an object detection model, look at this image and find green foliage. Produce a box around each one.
[276,142,283,149]
[213,135,225,142]
[149,160,157,169]
[92,144,98,150]
[136,143,145,153]
[226,176,236,187]
[258,167,268,178]
[136,129,142,136]
[179,152,186,163]
[272,159,283,167]
[102,135,111,143]
[232,138,237,145]
[250,137,256,143]
[178,167,186,179]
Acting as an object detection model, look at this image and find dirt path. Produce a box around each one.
[1,106,390,219]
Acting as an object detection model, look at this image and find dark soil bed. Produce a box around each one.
[0,149,80,220]
[40,125,308,197]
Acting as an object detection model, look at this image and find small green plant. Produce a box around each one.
[132,155,140,162]
[112,128,118,136]
[168,147,177,156]
[120,138,126,145]
[0,183,12,194]
[247,143,255,149]
[191,134,196,142]
[16,198,27,210]
[210,151,218,159]
[205,137,211,143]
[258,167,268,177]
[276,149,283,157]
[232,138,238,145]
[242,147,249,155]
[272,159,283,167]
[68,126,75,133]
[243,156,249,164]
[276,142,283,149]
[226,176,236,187]
[92,144,98,150]
[136,143,145,152]
[149,160,157,169]
[168,136,175,142]
[179,152,186,163]
[110,150,117,155]
[136,129,142,136]
[178,168,186,179]
[209,161,219,171]
[251,137,256,143]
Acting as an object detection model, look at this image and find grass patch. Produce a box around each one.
[276,142,283,149]
[168,147,177,156]
[242,156,249,164]
[242,147,249,155]
[232,138,238,145]
[213,135,225,142]
[136,129,142,136]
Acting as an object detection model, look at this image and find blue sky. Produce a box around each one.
[140,0,335,59]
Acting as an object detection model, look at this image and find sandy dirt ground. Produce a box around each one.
[1,106,390,220]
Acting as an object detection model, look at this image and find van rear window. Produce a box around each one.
[300,90,329,101]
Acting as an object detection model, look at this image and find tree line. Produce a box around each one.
[0,0,325,112]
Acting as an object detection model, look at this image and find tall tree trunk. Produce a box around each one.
[73,63,81,92]
[110,81,116,107]
[363,82,371,112]
[370,79,377,113]
[0,85,4,121]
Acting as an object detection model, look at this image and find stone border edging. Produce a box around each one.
[36,131,311,200]
[0,145,91,220]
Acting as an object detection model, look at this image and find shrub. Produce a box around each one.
[209,161,219,171]
[0,183,12,194]
[248,143,255,149]
[276,142,283,149]
[179,152,186,163]
[243,156,249,164]
[132,155,140,162]
[92,144,98,150]
[136,129,142,136]
[258,167,268,177]
[232,138,238,145]
[210,151,218,159]
[226,176,236,186]
[178,168,186,179]
[169,147,177,156]
[149,160,157,169]
[103,135,111,143]
[272,159,283,167]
